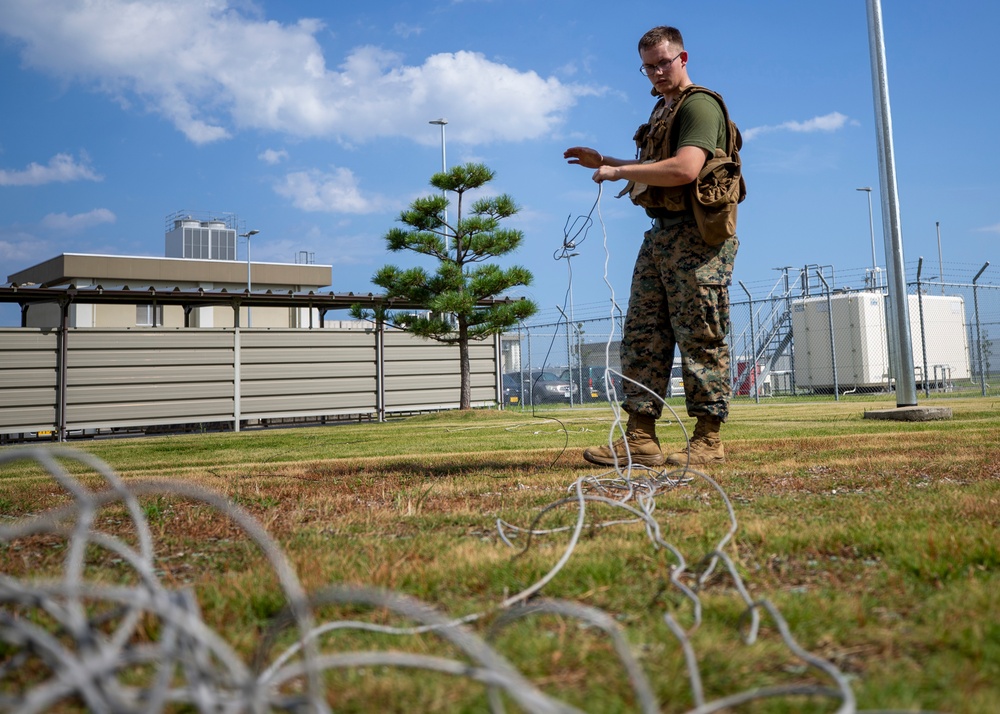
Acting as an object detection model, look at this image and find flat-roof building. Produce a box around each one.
[6,209,334,329]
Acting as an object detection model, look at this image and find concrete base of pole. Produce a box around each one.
[863,405,952,422]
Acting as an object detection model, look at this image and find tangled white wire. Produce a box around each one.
[0,442,946,713]
[0,447,582,714]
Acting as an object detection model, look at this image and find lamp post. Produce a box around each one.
[240,229,259,327]
[856,187,878,288]
[936,221,944,295]
[866,0,919,408]
[429,118,448,252]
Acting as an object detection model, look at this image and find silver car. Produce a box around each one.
[509,371,577,404]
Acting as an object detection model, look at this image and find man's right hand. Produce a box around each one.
[564,146,604,169]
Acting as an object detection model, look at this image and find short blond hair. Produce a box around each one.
[638,26,684,53]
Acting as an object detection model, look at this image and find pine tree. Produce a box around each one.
[354,163,537,409]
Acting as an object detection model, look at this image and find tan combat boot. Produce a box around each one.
[665,415,725,466]
[583,414,665,467]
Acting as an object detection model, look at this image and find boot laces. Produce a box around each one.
[607,433,639,453]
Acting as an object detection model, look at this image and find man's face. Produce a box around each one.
[639,41,686,97]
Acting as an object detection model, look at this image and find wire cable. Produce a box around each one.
[0,442,948,713]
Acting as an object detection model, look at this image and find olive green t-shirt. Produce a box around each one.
[672,92,726,157]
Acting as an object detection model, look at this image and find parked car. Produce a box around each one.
[572,366,679,401]
[558,368,588,400]
[501,373,522,405]
[588,370,625,401]
[563,367,596,402]
[667,364,685,398]
[564,367,626,402]
[506,370,577,404]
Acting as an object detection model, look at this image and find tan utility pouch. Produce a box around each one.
[691,148,746,246]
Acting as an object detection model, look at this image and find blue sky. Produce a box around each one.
[0,0,996,327]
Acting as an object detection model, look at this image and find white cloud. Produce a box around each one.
[0,230,52,265]
[40,208,117,232]
[274,167,385,214]
[0,0,592,145]
[743,112,855,141]
[248,224,383,270]
[392,22,423,39]
[258,148,289,165]
[0,153,103,186]
[974,223,1000,234]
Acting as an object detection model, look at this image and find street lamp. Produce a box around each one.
[935,221,944,295]
[429,118,448,252]
[240,229,259,327]
[856,187,878,288]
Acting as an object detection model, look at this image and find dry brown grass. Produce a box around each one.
[1,398,998,712]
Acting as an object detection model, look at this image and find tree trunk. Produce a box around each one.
[458,315,471,409]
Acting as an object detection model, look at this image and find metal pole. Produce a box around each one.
[972,262,990,397]
[726,314,735,397]
[866,0,918,406]
[376,315,386,422]
[566,251,581,403]
[556,305,574,407]
[57,298,69,442]
[515,323,524,410]
[857,187,878,288]
[816,272,839,401]
[247,236,251,327]
[429,119,448,252]
[568,253,579,402]
[240,229,259,328]
[916,258,929,397]
[525,326,533,406]
[936,221,944,295]
[738,281,758,403]
[494,332,503,410]
[855,186,880,289]
[233,328,241,432]
[246,235,251,328]
[782,267,798,396]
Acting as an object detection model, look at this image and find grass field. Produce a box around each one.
[1,397,998,712]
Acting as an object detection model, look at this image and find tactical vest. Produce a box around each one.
[620,85,746,244]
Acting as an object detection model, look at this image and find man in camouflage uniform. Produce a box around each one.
[564,25,740,467]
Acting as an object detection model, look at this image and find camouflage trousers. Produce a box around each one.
[621,219,739,421]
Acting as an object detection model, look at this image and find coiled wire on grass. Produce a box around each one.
[0,446,941,713]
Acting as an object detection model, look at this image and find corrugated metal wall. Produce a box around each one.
[240,329,377,420]
[0,327,500,437]
[0,328,58,433]
[66,330,237,429]
[382,331,497,413]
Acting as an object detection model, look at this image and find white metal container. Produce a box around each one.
[790,292,970,390]
[908,294,971,381]
[791,291,889,389]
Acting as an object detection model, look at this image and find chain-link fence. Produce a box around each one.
[502,261,998,408]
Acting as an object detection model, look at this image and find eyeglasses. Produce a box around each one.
[639,53,682,77]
